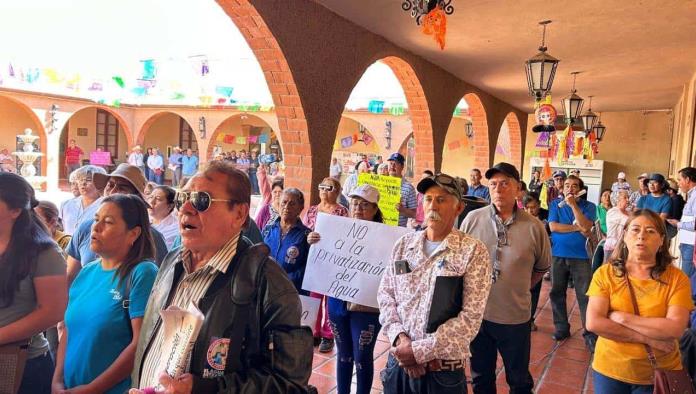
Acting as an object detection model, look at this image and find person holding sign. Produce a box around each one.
[387,153,417,228]
[460,163,551,394]
[303,177,349,353]
[54,195,158,394]
[307,184,384,394]
[378,173,492,393]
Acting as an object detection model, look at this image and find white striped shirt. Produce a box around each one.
[139,235,240,388]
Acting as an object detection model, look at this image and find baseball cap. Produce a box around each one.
[648,173,666,184]
[637,173,648,179]
[93,163,148,199]
[348,184,380,204]
[387,153,405,166]
[417,173,462,200]
[485,162,520,182]
[552,170,567,179]
[617,171,626,180]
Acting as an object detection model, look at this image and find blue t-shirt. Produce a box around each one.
[63,260,158,394]
[548,198,597,259]
[67,217,169,267]
[181,155,199,176]
[262,219,310,295]
[637,194,672,216]
[468,184,491,202]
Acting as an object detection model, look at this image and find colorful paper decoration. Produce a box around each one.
[535,132,550,148]
[340,136,353,148]
[141,59,156,80]
[112,76,125,88]
[8,63,14,77]
[44,68,63,84]
[199,95,213,107]
[453,107,461,116]
[171,92,185,100]
[258,134,269,144]
[421,5,447,50]
[223,135,234,144]
[111,99,121,108]
[248,135,258,143]
[137,79,156,89]
[363,133,373,145]
[235,136,247,144]
[88,82,103,91]
[368,100,384,114]
[215,86,234,97]
[389,103,405,116]
[132,87,147,97]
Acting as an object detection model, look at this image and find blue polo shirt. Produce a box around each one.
[66,217,169,267]
[468,184,491,202]
[262,218,310,295]
[548,198,597,259]
[181,155,199,176]
[637,194,672,216]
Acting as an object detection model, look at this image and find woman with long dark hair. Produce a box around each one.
[0,173,68,394]
[586,209,692,392]
[53,194,158,394]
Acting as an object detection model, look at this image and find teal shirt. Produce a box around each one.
[597,205,608,234]
[64,260,157,394]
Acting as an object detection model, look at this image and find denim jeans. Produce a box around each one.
[592,370,652,394]
[249,171,259,194]
[550,257,592,335]
[18,351,54,394]
[679,243,695,278]
[329,310,381,394]
[470,320,534,394]
[381,354,467,394]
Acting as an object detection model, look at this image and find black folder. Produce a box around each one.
[426,276,464,333]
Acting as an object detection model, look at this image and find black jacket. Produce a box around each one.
[131,237,313,393]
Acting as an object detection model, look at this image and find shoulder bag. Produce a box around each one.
[625,276,696,393]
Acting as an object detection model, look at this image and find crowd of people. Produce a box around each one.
[3,150,696,394]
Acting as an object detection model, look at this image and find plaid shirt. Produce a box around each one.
[378,230,491,364]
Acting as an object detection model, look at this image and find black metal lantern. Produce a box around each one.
[465,122,474,139]
[580,96,598,133]
[561,72,584,122]
[525,20,560,100]
[198,116,206,139]
[593,120,607,141]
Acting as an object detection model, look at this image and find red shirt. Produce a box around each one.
[65,146,83,164]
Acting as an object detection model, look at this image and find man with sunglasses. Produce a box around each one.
[460,162,551,394]
[64,163,169,284]
[131,161,312,393]
[379,172,492,393]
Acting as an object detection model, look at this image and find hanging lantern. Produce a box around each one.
[593,119,607,141]
[580,95,598,133]
[525,20,560,100]
[561,72,584,122]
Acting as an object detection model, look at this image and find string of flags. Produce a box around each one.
[221,134,270,145]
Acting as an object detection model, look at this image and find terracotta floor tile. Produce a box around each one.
[537,381,585,394]
[309,373,336,394]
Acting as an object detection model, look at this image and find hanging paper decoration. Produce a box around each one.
[556,126,570,162]
[88,81,103,91]
[137,79,156,89]
[535,132,550,148]
[8,63,14,77]
[363,133,373,145]
[111,99,121,108]
[367,100,384,114]
[223,135,234,144]
[495,144,506,156]
[539,183,549,210]
[216,98,227,104]
[238,103,261,112]
[532,101,557,133]
[421,5,447,50]
[248,135,258,143]
[215,86,234,97]
[97,98,107,105]
[260,105,273,112]
[66,74,81,90]
[199,95,213,107]
[235,136,247,144]
[141,59,156,80]
[258,134,269,144]
[340,136,353,148]
[453,107,461,116]
[171,92,185,100]
[448,140,460,150]
[132,87,148,97]
[201,59,209,76]
[573,136,584,156]
[389,103,405,116]
[26,68,40,83]
[44,68,63,84]
[112,76,125,88]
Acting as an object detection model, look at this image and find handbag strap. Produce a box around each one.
[624,275,659,369]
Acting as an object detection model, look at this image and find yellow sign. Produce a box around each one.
[358,173,402,226]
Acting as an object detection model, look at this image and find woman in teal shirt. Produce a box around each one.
[53,194,158,394]
[596,189,612,234]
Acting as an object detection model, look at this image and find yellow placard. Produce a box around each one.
[358,173,402,226]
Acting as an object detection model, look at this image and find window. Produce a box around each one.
[96,109,119,158]
[179,118,198,152]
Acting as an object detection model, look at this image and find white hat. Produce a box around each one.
[617,171,626,180]
[348,184,380,204]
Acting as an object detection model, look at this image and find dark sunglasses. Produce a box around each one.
[318,184,335,192]
[175,191,234,212]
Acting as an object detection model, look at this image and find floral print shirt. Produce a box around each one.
[302,204,349,230]
[378,230,492,364]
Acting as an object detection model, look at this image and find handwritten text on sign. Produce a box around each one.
[299,295,320,334]
[301,213,411,308]
[358,173,401,226]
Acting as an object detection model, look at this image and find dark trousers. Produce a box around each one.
[18,351,54,394]
[382,355,467,394]
[550,257,592,334]
[249,171,259,194]
[329,310,381,394]
[470,320,533,394]
[530,280,542,320]
[592,370,652,393]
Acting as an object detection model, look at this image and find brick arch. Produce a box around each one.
[207,113,276,159]
[0,94,48,176]
[216,0,311,195]
[503,112,523,170]
[463,93,490,170]
[380,56,434,176]
[135,111,197,147]
[66,105,134,149]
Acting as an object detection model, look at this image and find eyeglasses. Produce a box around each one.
[318,184,335,192]
[175,191,234,212]
[350,200,372,210]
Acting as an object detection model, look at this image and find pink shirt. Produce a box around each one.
[302,204,348,230]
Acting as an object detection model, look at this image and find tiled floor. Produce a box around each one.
[309,280,594,394]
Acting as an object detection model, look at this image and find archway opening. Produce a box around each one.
[441,98,474,178]
[0,95,47,179]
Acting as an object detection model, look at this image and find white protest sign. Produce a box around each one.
[301,213,412,308]
[299,295,321,334]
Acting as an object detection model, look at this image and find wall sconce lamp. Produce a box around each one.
[465,122,474,139]
[198,116,206,140]
[384,121,392,149]
[47,104,59,134]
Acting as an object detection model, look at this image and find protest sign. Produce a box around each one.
[89,150,111,166]
[358,173,402,226]
[302,213,411,308]
[299,295,320,334]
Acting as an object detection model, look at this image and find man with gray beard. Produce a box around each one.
[460,163,551,394]
[378,173,492,393]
